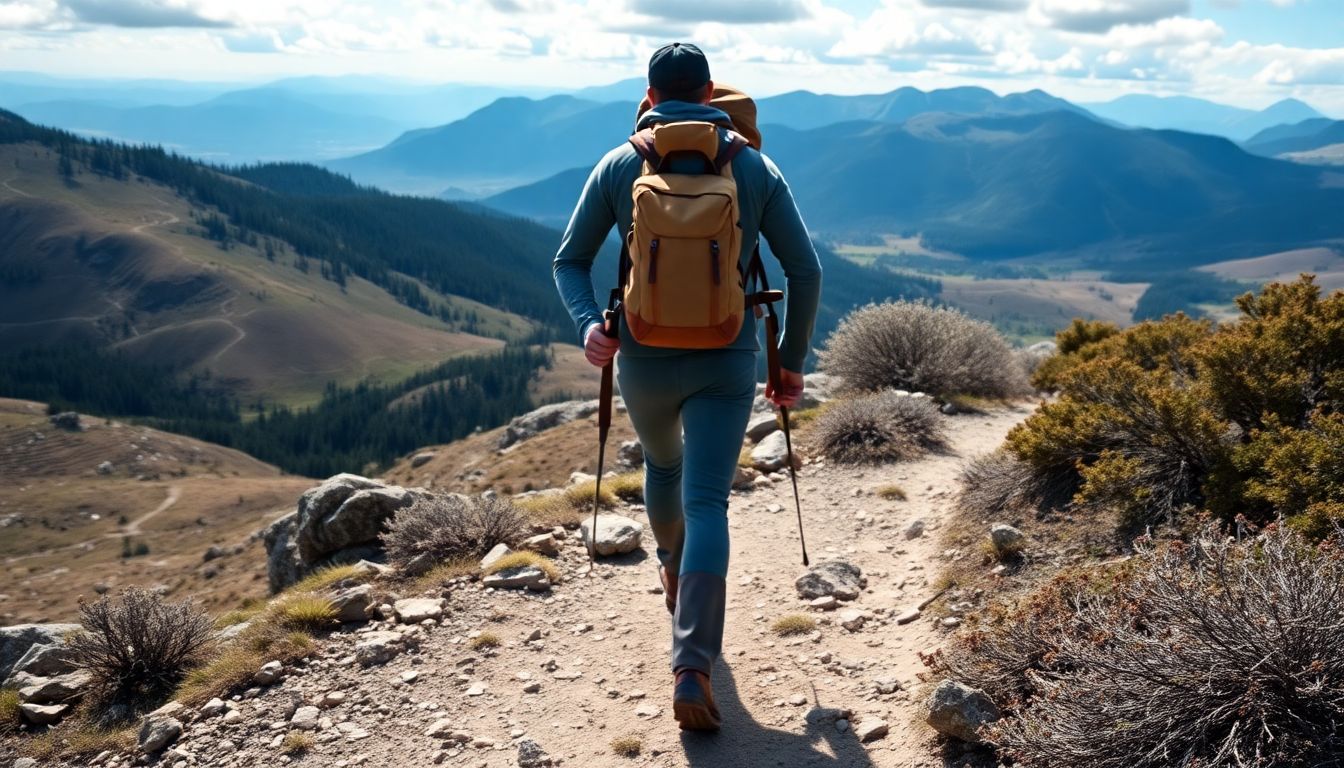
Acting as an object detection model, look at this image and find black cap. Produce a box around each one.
[648,42,711,94]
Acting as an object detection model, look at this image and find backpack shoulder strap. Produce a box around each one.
[628,128,659,169]
[715,131,750,174]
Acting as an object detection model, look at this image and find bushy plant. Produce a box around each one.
[955,451,1079,521]
[0,687,20,734]
[818,301,1030,398]
[68,588,214,716]
[1003,277,1344,534]
[940,524,1344,767]
[1030,318,1120,390]
[810,391,945,464]
[382,493,526,568]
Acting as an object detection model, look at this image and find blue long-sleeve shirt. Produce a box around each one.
[551,101,823,372]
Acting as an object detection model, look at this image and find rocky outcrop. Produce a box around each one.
[498,400,600,450]
[0,623,79,683]
[263,474,426,593]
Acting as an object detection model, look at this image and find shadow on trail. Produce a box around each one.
[680,661,877,768]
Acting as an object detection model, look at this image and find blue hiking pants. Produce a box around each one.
[616,348,757,674]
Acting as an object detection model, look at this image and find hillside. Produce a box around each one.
[755,85,1087,132]
[0,398,314,624]
[1245,118,1344,161]
[1082,94,1327,140]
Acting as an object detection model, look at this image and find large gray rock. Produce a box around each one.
[482,566,551,591]
[138,715,182,753]
[579,514,643,556]
[20,702,68,725]
[498,400,599,449]
[264,474,424,593]
[751,431,800,473]
[393,598,444,624]
[0,624,79,682]
[5,639,76,683]
[925,680,1001,744]
[330,584,374,624]
[19,671,90,705]
[795,561,865,601]
[746,414,781,443]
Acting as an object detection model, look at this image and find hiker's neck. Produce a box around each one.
[645,82,715,107]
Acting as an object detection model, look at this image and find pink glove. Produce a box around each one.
[584,321,619,368]
[766,368,805,409]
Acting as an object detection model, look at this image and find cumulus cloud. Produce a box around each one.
[64,0,230,28]
[1032,0,1190,33]
[921,0,1027,10]
[0,0,59,29]
[627,0,811,25]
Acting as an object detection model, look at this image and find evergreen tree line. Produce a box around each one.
[0,343,552,478]
[1110,269,1248,321]
[0,109,573,337]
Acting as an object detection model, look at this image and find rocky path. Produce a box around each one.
[161,405,1030,768]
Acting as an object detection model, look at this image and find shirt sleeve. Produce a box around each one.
[552,155,618,344]
[758,153,823,372]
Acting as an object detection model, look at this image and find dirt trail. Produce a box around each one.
[313,406,1031,768]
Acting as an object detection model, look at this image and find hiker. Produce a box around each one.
[552,42,822,732]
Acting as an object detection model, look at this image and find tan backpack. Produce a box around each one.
[616,91,780,349]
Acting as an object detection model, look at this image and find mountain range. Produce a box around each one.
[1244,117,1344,160]
[1082,94,1326,141]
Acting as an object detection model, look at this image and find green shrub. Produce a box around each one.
[1030,318,1120,390]
[0,687,19,735]
[810,391,945,464]
[819,300,1030,398]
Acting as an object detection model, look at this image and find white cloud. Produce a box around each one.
[1031,0,1190,33]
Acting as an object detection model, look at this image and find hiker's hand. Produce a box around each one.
[584,321,619,368]
[767,368,804,409]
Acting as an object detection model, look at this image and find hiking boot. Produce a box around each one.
[659,566,677,614]
[672,668,721,731]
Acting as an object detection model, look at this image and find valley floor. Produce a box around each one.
[149,404,1030,768]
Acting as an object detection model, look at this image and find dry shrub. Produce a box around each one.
[941,524,1344,767]
[611,736,642,757]
[876,483,907,501]
[771,614,817,636]
[819,301,1031,398]
[68,587,214,717]
[291,563,373,594]
[175,622,313,706]
[281,732,314,755]
[955,451,1079,521]
[469,632,501,650]
[382,493,526,568]
[811,391,945,464]
[271,593,336,631]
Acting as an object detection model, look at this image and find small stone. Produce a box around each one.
[466,683,487,696]
[411,452,437,468]
[925,679,1001,744]
[482,565,550,591]
[317,691,346,709]
[394,597,444,624]
[855,717,889,742]
[200,698,226,718]
[290,706,321,730]
[788,694,807,706]
[520,534,560,556]
[253,660,283,686]
[895,607,921,625]
[138,716,182,753]
[579,514,643,556]
[480,543,512,570]
[795,560,865,601]
[904,519,926,539]
[516,738,553,768]
[835,719,851,733]
[634,704,661,718]
[522,681,541,694]
[401,670,419,684]
[19,702,67,725]
[809,596,838,611]
[425,719,454,738]
[990,523,1026,552]
[839,609,866,632]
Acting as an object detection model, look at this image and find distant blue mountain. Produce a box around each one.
[1244,118,1344,158]
[483,110,1344,265]
[1082,94,1327,141]
[756,86,1089,132]
[13,89,405,162]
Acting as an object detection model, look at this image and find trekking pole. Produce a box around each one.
[765,309,809,566]
[587,309,617,568]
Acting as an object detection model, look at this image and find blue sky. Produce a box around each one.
[1,0,1341,111]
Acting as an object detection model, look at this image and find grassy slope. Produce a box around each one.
[0,398,314,624]
[0,143,535,408]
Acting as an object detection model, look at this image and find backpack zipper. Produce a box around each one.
[649,238,659,284]
[710,240,720,285]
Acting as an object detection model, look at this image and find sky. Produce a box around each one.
[1,0,1342,111]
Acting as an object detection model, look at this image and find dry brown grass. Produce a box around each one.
[483,551,560,583]
[771,614,817,636]
[17,723,134,761]
[469,632,501,650]
[0,687,20,735]
[281,731,314,755]
[270,593,337,631]
[515,476,626,529]
[290,563,373,594]
[611,735,643,757]
[876,483,908,501]
[405,556,478,593]
[175,622,314,706]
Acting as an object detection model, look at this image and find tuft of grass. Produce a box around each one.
[19,724,135,761]
[876,483,908,501]
[771,614,817,636]
[469,632,501,651]
[515,492,586,529]
[483,551,560,583]
[738,445,754,468]
[611,735,643,757]
[175,622,314,706]
[607,471,644,502]
[291,563,372,595]
[281,731,314,755]
[408,555,478,593]
[215,602,265,629]
[942,393,1001,414]
[271,594,337,632]
[0,687,20,735]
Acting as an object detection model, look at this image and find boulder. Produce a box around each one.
[262,512,302,594]
[410,452,437,469]
[579,514,643,557]
[18,671,90,704]
[49,412,82,431]
[0,623,79,682]
[795,561,865,601]
[393,598,444,624]
[618,440,644,467]
[138,715,182,753]
[20,702,68,725]
[745,414,780,443]
[751,431,800,473]
[6,639,76,682]
[482,566,551,591]
[990,523,1026,553]
[925,680,1000,744]
[330,584,375,624]
[498,400,599,449]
